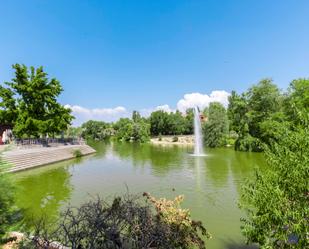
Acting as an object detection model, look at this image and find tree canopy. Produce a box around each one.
[113,112,150,143]
[228,78,299,151]
[81,120,112,140]
[149,110,193,136]
[203,102,229,147]
[0,64,73,138]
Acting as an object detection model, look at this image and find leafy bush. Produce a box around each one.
[73,149,82,158]
[0,159,21,241]
[21,193,210,249]
[240,127,309,248]
[235,134,262,152]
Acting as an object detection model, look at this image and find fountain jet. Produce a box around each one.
[193,106,205,156]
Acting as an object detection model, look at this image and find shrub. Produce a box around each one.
[240,127,309,248]
[235,134,262,152]
[0,158,21,242]
[21,193,210,249]
[72,149,82,158]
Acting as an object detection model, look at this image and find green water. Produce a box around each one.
[14,141,266,249]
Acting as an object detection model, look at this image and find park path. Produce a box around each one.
[1,144,96,173]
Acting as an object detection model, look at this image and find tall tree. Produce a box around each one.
[228,79,282,151]
[204,102,229,147]
[246,78,281,138]
[284,78,309,127]
[0,64,73,137]
[149,110,169,136]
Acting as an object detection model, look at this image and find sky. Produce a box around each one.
[1,0,308,125]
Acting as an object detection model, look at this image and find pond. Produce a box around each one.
[14,141,266,249]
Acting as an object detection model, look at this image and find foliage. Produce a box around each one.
[149,110,193,136]
[284,78,309,127]
[113,112,150,143]
[203,102,229,147]
[227,91,248,134]
[149,110,170,136]
[65,126,83,138]
[240,126,309,248]
[0,159,21,240]
[234,131,262,152]
[73,149,82,158]
[144,192,211,248]
[228,79,284,151]
[21,193,210,249]
[0,64,73,138]
[81,120,111,140]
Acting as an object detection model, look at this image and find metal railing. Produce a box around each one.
[14,138,85,147]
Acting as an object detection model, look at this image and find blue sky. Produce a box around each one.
[1,0,308,124]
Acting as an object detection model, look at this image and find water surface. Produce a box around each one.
[14,141,266,249]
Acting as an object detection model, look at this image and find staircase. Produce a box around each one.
[1,145,96,173]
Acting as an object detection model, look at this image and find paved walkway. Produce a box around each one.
[1,144,96,173]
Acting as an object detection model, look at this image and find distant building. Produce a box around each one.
[200,114,208,123]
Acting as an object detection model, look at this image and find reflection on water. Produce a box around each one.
[15,160,74,224]
[14,141,266,249]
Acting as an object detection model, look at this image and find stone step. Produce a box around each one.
[3,146,94,159]
[2,145,96,173]
[5,152,93,167]
[4,156,74,166]
[3,151,83,162]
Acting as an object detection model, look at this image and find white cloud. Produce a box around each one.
[155,104,174,113]
[176,90,230,112]
[66,90,230,126]
[139,104,174,117]
[65,105,128,126]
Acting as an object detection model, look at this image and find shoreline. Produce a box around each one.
[150,135,194,146]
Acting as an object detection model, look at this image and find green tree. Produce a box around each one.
[81,120,111,140]
[204,102,229,147]
[132,110,142,122]
[149,110,170,136]
[284,78,309,127]
[149,110,191,136]
[240,125,309,248]
[0,86,17,125]
[228,79,283,151]
[114,115,150,143]
[246,78,281,139]
[227,91,248,134]
[167,111,186,135]
[184,108,194,134]
[65,126,83,138]
[0,64,73,138]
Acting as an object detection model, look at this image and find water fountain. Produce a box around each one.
[193,106,205,156]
